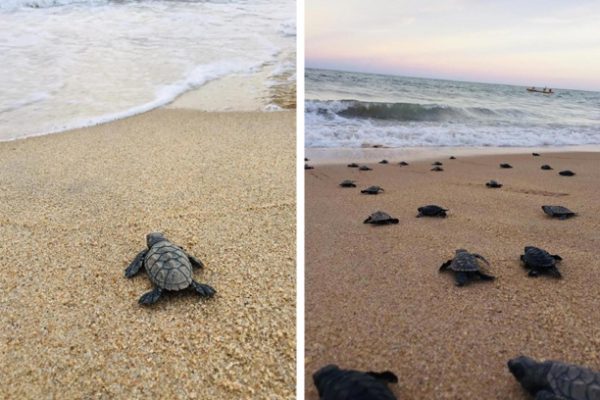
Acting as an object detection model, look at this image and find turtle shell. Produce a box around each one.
[313,365,397,400]
[339,180,356,187]
[418,205,447,216]
[364,211,399,224]
[522,246,557,269]
[450,251,484,272]
[542,205,575,218]
[547,361,600,400]
[144,240,193,290]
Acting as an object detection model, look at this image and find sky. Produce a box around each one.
[306,0,600,90]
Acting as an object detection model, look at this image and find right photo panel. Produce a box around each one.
[304,1,600,399]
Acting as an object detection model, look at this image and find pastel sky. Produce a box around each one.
[306,0,600,90]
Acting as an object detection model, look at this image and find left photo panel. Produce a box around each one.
[0,0,296,398]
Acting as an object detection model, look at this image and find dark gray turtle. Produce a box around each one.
[521,246,562,278]
[541,164,553,170]
[431,166,444,171]
[439,249,495,286]
[340,180,357,188]
[432,161,443,166]
[508,355,600,400]
[125,232,216,305]
[532,152,541,156]
[305,157,309,161]
[361,186,384,195]
[359,165,373,171]
[305,164,314,170]
[449,156,456,160]
[398,161,409,166]
[486,180,503,188]
[363,211,399,225]
[417,205,448,218]
[559,170,575,176]
[379,159,389,164]
[313,364,398,400]
[348,163,359,168]
[500,163,513,169]
[542,205,576,220]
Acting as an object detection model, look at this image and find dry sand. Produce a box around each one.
[0,109,295,399]
[305,151,600,399]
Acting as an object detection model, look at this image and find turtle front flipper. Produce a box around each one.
[439,260,452,271]
[125,250,147,278]
[472,253,491,266]
[547,266,562,279]
[191,280,216,298]
[534,390,563,400]
[139,287,163,305]
[188,255,205,269]
[366,371,398,383]
[477,271,495,281]
[552,254,562,261]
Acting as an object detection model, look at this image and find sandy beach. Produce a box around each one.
[305,150,600,399]
[0,109,295,399]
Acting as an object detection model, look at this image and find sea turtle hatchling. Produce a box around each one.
[439,249,495,286]
[364,211,399,225]
[398,161,409,166]
[500,163,513,169]
[541,164,553,170]
[486,180,503,188]
[521,246,563,278]
[305,164,314,170]
[417,205,448,218]
[449,156,456,159]
[340,180,357,188]
[542,205,576,220]
[532,152,541,156]
[379,159,389,164]
[124,232,216,305]
[348,163,359,168]
[359,165,373,171]
[508,355,600,400]
[559,170,575,176]
[431,166,444,171]
[313,364,399,400]
[361,186,384,195]
[432,161,443,166]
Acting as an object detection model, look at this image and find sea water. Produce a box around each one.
[0,0,295,140]
[306,68,600,148]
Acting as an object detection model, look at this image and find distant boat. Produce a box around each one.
[527,87,554,94]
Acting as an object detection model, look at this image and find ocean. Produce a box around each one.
[305,68,600,148]
[0,0,295,141]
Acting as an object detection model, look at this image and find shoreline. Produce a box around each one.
[305,145,600,164]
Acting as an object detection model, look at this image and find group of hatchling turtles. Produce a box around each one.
[124,232,216,305]
[313,357,600,399]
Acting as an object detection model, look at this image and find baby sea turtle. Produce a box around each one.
[559,170,575,176]
[348,163,359,168]
[364,211,399,225]
[359,165,373,171]
[379,159,389,164]
[542,205,576,220]
[449,156,456,159]
[305,157,309,161]
[361,186,384,195]
[417,205,448,218]
[340,180,357,188]
[500,163,513,168]
[431,166,444,171]
[508,355,600,400]
[532,152,540,156]
[313,365,398,400]
[541,164,553,170]
[432,161,443,166]
[520,246,562,278]
[398,161,409,166]
[486,180,503,188]
[439,249,495,286]
[305,164,314,170]
[125,232,216,305]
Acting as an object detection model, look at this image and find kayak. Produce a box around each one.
[526,88,554,94]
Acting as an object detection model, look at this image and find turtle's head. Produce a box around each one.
[146,232,166,248]
[313,364,340,396]
[508,356,549,394]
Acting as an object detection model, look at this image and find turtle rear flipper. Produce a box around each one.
[389,218,399,224]
[188,255,205,269]
[366,370,398,383]
[528,269,539,277]
[454,271,469,286]
[125,250,147,278]
[139,287,163,305]
[191,280,216,298]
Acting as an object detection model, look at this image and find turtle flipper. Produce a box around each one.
[472,253,491,266]
[477,271,495,281]
[439,260,452,271]
[534,390,563,400]
[366,370,398,384]
[363,217,372,224]
[528,269,539,277]
[125,250,147,278]
[547,267,562,279]
[139,287,163,305]
[454,271,469,286]
[188,255,205,269]
[552,254,562,261]
[191,280,216,298]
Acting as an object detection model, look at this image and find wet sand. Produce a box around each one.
[305,151,600,399]
[0,109,295,399]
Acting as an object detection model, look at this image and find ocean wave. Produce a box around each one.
[0,0,233,11]
[277,19,296,37]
